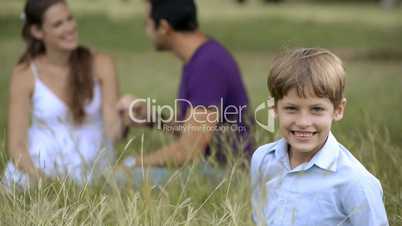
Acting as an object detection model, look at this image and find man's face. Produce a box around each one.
[275,88,345,156]
[145,3,169,51]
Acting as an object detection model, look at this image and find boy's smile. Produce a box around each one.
[275,88,346,165]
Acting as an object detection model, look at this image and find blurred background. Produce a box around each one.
[0,0,401,224]
[2,0,401,146]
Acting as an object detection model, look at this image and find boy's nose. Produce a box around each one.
[295,112,312,128]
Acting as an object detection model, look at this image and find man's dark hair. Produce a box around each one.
[149,0,198,32]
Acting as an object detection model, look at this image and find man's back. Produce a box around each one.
[178,39,253,162]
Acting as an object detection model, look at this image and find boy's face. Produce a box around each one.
[275,88,346,156]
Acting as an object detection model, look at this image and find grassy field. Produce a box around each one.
[0,0,401,225]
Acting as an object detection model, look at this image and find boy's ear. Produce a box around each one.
[267,97,277,119]
[30,25,43,40]
[272,105,277,119]
[334,98,347,121]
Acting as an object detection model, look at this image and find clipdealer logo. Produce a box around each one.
[254,97,275,132]
[127,97,276,132]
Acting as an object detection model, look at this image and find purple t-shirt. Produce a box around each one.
[177,39,253,162]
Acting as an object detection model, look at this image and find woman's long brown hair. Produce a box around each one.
[19,0,93,124]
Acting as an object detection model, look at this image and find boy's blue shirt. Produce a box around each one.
[250,132,389,226]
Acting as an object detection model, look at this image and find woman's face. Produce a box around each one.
[36,2,78,52]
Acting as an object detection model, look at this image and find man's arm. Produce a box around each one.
[133,107,218,167]
[117,94,182,137]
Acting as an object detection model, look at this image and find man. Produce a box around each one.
[118,0,253,172]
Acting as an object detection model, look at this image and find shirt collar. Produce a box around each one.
[305,132,340,172]
[269,138,292,170]
[268,132,340,172]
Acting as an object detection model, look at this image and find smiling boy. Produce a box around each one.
[251,48,389,226]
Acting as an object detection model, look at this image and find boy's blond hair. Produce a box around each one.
[268,48,345,107]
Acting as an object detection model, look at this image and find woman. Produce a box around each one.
[3,0,125,189]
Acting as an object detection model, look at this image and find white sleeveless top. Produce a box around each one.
[2,63,115,189]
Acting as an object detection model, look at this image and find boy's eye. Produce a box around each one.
[311,107,324,112]
[284,106,297,111]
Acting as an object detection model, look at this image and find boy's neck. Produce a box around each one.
[287,135,329,169]
[288,148,317,169]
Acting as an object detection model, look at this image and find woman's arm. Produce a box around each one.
[7,64,45,179]
[94,53,125,143]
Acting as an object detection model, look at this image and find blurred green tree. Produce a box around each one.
[235,0,284,4]
[381,0,399,8]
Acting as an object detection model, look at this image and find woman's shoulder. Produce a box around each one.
[91,51,116,81]
[92,51,114,67]
[10,62,35,90]
[13,62,31,75]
